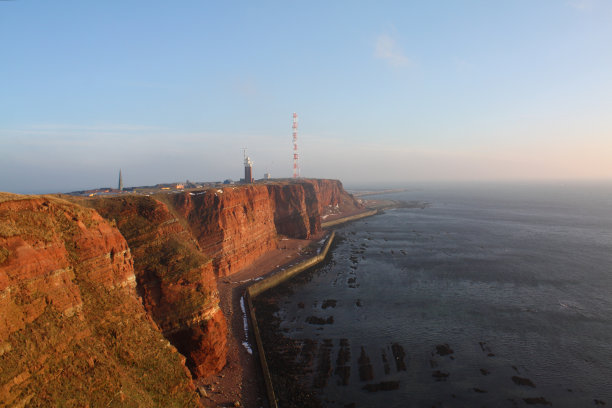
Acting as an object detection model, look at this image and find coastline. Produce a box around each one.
[246,231,335,408]
[244,185,612,408]
[197,204,382,407]
[351,188,409,197]
[196,236,320,407]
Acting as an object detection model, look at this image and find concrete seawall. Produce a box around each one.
[245,231,335,408]
[321,209,379,229]
[246,208,380,407]
[248,231,336,298]
[245,292,277,408]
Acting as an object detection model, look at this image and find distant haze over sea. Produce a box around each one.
[258,182,612,407]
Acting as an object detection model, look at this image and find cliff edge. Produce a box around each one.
[0,178,362,405]
[0,193,200,407]
[85,195,228,378]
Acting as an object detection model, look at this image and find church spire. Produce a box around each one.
[118,169,123,191]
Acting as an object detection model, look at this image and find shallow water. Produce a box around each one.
[259,182,612,407]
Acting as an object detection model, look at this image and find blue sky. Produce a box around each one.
[1,1,611,193]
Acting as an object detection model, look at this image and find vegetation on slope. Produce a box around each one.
[0,194,200,407]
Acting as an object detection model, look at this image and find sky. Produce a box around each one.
[1,0,612,193]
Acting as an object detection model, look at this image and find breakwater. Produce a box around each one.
[321,209,379,229]
[246,231,335,408]
[245,206,382,407]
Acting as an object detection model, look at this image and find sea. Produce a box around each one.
[256,182,612,408]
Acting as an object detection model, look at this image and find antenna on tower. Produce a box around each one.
[292,113,299,178]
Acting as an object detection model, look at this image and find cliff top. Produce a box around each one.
[64,177,347,197]
[0,192,51,204]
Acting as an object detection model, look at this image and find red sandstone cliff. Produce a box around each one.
[85,196,228,378]
[0,178,361,399]
[86,179,359,379]
[307,179,361,216]
[167,186,279,277]
[166,179,362,276]
[0,193,200,407]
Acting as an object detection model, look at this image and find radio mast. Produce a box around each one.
[292,113,299,178]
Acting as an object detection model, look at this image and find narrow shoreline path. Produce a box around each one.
[196,204,384,407]
[196,236,321,408]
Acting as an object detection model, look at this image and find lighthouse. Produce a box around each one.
[244,152,253,184]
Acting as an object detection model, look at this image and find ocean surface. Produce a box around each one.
[257,182,612,408]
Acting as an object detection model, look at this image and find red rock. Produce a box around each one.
[169,185,279,277]
[87,195,228,378]
[168,179,361,276]
[0,193,201,406]
[59,178,361,381]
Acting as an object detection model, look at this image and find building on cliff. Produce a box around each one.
[244,154,253,183]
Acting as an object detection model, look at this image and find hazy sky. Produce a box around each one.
[2,1,611,193]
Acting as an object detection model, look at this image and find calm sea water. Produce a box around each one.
[260,182,612,407]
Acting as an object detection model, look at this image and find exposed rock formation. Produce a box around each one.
[86,179,360,379]
[307,179,360,216]
[85,195,228,378]
[167,179,362,277]
[0,178,362,399]
[168,186,279,277]
[266,183,319,240]
[0,193,200,407]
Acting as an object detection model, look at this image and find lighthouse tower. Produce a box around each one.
[244,151,253,183]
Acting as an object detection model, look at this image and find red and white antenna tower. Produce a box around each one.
[292,112,299,178]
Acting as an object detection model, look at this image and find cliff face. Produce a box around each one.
[167,186,278,277]
[0,178,361,395]
[85,179,359,379]
[86,196,227,378]
[265,179,362,239]
[265,182,319,239]
[306,179,361,215]
[0,193,200,407]
[166,179,362,277]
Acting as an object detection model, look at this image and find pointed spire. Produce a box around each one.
[118,169,123,191]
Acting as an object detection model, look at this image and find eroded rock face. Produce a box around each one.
[0,193,200,407]
[307,179,361,215]
[168,179,362,275]
[167,307,228,377]
[81,179,359,379]
[0,179,362,401]
[169,186,279,277]
[87,195,228,379]
[267,183,318,239]
[0,194,135,341]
